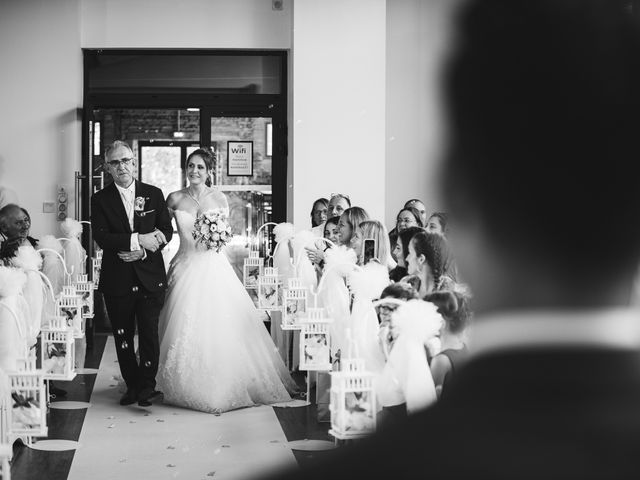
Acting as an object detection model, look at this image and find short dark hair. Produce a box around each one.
[443,0,640,279]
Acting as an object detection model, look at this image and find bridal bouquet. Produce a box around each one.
[192,209,233,252]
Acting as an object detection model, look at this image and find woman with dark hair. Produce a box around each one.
[426,288,471,399]
[389,226,423,282]
[426,212,448,236]
[157,147,298,414]
[405,231,452,298]
[404,198,428,225]
[396,206,423,232]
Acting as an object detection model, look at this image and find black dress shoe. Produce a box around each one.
[120,390,138,406]
[137,389,163,407]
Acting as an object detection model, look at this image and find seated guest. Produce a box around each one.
[327,193,351,219]
[388,206,424,251]
[337,206,369,248]
[0,204,31,247]
[305,216,340,272]
[405,231,452,297]
[376,282,420,354]
[390,226,423,282]
[323,216,341,246]
[426,288,471,399]
[310,197,328,237]
[376,298,442,429]
[263,1,640,477]
[350,220,396,270]
[425,212,448,236]
[395,206,423,232]
[404,198,428,226]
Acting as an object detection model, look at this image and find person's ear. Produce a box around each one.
[417,253,426,270]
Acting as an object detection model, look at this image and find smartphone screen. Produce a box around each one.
[363,238,376,264]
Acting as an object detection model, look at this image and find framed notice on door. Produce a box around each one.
[227,141,253,176]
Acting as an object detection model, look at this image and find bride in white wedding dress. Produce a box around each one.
[156,148,297,413]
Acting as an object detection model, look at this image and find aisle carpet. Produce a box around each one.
[68,337,298,480]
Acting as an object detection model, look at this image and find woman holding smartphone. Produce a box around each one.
[350,220,396,270]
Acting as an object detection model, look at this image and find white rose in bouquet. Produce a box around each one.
[212,232,220,241]
[200,224,210,234]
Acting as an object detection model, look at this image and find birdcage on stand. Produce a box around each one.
[40,316,76,382]
[281,278,308,330]
[91,249,102,289]
[74,274,94,319]
[257,267,283,310]
[298,307,333,371]
[56,285,83,338]
[243,250,264,290]
[8,350,47,444]
[329,356,376,442]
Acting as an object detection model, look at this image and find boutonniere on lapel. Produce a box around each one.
[134,196,155,217]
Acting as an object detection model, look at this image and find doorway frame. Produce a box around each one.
[81,49,288,254]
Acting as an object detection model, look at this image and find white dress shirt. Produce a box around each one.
[468,307,640,359]
[114,181,142,252]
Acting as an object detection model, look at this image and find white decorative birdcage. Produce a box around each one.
[74,274,94,319]
[329,358,376,439]
[56,285,83,338]
[243,250,264,289]
[8,353,47,439]
[40,316,76,381]
[281,278,308,330]
[298,307,333,371]
[91,249,102,288]
[257,267,282,310]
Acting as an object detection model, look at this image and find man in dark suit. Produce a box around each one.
[265,0,640,478]
[91,140,173,407]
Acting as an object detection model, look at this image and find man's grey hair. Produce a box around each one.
[104,140,134,159]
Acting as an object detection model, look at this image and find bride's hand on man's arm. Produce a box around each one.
[139,230,166,252]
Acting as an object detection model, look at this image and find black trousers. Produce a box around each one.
[104,285,165,395]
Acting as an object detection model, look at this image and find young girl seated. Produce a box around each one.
[425,288,471,399]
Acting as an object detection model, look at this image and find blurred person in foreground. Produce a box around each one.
[263,0,640,477]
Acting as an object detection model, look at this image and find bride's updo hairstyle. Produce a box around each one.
[186,148,215,187]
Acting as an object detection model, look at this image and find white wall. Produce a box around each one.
[0,0,83,238]
[292,0,387,229]
[385,0,457,229]
[81,0,292,49]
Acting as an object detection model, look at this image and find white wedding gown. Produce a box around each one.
[157,209,297,413]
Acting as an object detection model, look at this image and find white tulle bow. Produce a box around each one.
[10,245,43,272]
[0,266,27,297]
[60,218,83,239]
[384,299,444,414]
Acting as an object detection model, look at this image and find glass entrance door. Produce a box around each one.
[209,115,274,279]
